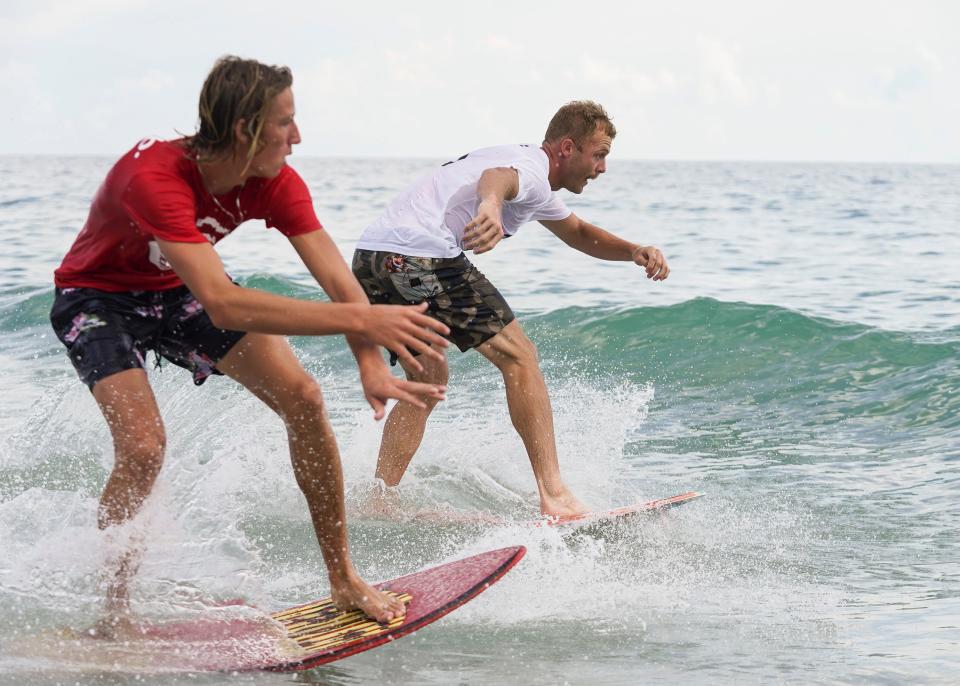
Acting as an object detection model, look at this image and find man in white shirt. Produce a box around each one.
[353,101,669,517]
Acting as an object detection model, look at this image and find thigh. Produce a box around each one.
[156,288,247,386]
[431,256,516,353]
[214,332,322,417]
[50,287,158,389]
[353,250,516,354]
[475,319,536,366]
[91,367,164,445]
[351,250,409,305]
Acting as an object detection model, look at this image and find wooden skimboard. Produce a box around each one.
[117,545,526,672]
[537,491,704,528]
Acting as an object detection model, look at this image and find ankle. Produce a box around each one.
[538,481,572,501]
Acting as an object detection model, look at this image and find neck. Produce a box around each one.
[197,155,248,195]
[541,142,562,191]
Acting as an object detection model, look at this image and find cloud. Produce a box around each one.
[116,70,177,94]
[0,0,145,43]
[882,66,927,102]
[916,44,943,72]
[484,34,515,52]
[577,56,679,96]
[383,42,451,89]
[697,36,753,104]
[1,1,956,161]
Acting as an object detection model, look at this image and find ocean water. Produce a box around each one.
[0,154,958,685]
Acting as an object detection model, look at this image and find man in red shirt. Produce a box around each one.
[51,56,449,634]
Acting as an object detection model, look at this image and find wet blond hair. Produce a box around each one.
[543,101,616,146]
[186,56,293,166]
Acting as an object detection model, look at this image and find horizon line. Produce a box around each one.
[1,152,958,167]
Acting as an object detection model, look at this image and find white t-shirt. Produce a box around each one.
[356,144,572,258]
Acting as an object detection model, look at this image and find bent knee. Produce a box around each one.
[115,430,166,479]
[276,377,328,423]
[407,361,449,387]
[488,331,540,371]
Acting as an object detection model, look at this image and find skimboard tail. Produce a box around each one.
[266,545,526,671]
[537,491,704,528]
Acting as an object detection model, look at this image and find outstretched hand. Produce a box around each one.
[361,302,449,373]
[360,363,446,420]
[463,199,505,254]
[631,245,670,281]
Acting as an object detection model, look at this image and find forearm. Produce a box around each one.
[289,232,386,372]
[563,220,640,261]
[206,284,368,335]
[306,260,385,373]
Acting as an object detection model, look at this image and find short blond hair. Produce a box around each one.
[543,101,616,145]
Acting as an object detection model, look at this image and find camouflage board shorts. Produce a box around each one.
[50,285,247,389]
[351,250,515,363]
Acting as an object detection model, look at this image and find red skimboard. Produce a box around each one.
[123,546,525,672]
[537,491,704,528]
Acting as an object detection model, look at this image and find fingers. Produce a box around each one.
[470,231,503,254]
[403,308,449,363]
[377,303,448,369]
[399,379,447,401]
[366,394,386,420]
[410,303,450,337]
[398,332,447,366]
[465,226,503,253]
[388,387,427,410]
[636,247,670,281]
[463,212,504,253]
[394,346,424,374]
[365,378,446,421]
[648,252,669,280]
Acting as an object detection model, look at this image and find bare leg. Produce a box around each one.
[374,348,449,486]
[217,333,404,622]
[477,320,588,517]
[90,368,167,636]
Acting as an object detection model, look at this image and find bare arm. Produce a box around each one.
[288,230,449,416]
[539,213,670,281]
[463,167,519,254]
[288,229,435,368]
[155,236,449,371]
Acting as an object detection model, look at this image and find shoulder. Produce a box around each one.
[471,144,543,166]
[492,145,550,202]
[120,139,195,190]
[498,144,548,178]
[251,164,312,203]
[122,138,193,170]
[113,140,200,218]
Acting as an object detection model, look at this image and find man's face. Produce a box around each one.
[561,127,611,194]
[248,87,301,178]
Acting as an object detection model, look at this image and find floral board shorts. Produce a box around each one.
[351,250,515,364]
[50,285,247,390]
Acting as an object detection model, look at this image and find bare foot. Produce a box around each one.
[356,480,404,520]
[330,574,406,624]
[86,612,144,641]
[540,488,590,518]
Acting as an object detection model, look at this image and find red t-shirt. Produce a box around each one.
[55,138,322,291]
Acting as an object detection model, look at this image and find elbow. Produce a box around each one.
[199,294,236,330]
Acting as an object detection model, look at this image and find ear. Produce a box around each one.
[233,118,249,146]
[559,138,577,158]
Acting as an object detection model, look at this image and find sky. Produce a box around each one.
[2,0,957,163]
